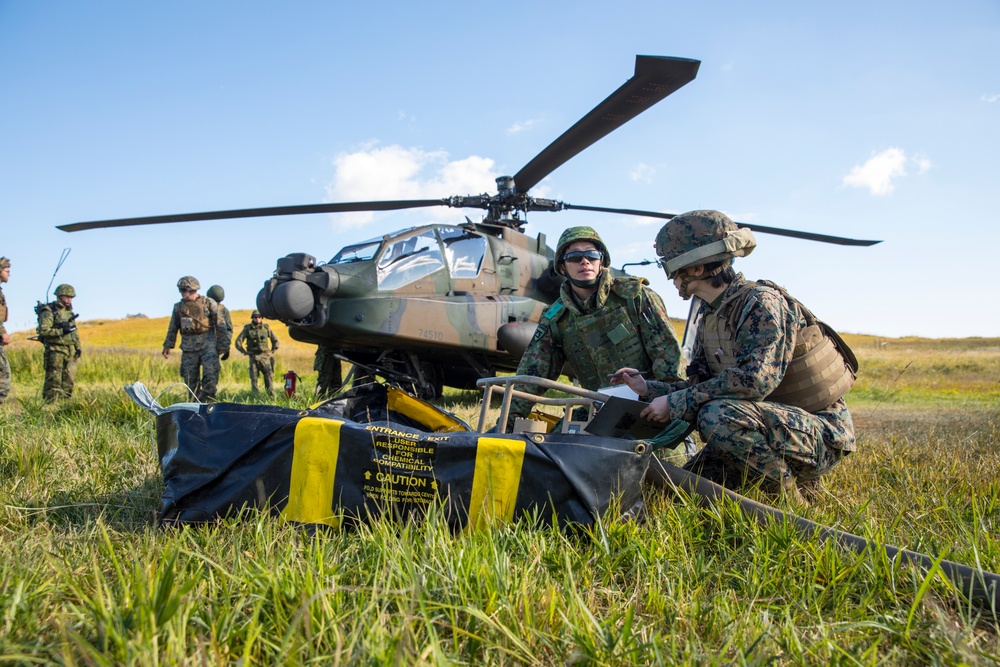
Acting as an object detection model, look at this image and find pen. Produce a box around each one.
[607,370,651,380]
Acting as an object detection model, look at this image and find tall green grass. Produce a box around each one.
[1,333,999,664]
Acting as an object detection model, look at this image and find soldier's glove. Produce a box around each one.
[74,348,82,359]
[59,321,77,334]
[220,350,230,361]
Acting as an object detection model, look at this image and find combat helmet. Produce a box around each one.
[0,257,10,269]
[555,226,610,269]
[656,210,756,279]
[207,285,225,302]
[251,310,262,318]
[177,276,201,292]
[54,284,76,298]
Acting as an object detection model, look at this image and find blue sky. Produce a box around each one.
[1,1,997,338]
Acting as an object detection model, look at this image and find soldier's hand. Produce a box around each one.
[162,347,171,359]
[1,333,10,346]
[609,367,648,396]
[74,348,81,359]
[220,350,230,361]
[639,395,673,423]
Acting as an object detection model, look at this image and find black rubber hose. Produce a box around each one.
[648,460,1000,615]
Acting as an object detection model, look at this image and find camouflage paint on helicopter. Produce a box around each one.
[257,223,559,396]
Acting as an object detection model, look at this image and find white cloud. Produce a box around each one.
[842,147,908,196]
[981,93,1000,103]
[327,144,497,227]
[913,153,932,174]
[628,163,656,183]
[506,119,539,135]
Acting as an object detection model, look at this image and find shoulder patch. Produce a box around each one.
[543,301,565,321]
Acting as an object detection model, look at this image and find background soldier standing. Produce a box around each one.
[235,310,279,393]
[314,343,342,398]
[162,276,231,402]
[0,257,11,405]
[36,283,81,402]
[206,284,233,343]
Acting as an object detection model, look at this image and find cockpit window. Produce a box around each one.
[376,230,444,290]
[329,238,382,264]
[438,227,486,278]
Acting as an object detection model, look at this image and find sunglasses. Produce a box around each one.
[563,250,603,264]
[179,288,194,294]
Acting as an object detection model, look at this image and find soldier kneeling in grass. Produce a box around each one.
[614,210,857,507]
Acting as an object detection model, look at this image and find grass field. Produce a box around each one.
[1,317,999,664]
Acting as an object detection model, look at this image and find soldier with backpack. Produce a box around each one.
[36,283,81,402]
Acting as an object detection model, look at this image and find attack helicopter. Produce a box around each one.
[59,55,880,399]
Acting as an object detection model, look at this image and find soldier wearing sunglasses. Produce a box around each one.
[507,226,685,456]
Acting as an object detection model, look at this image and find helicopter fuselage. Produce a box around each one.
[256,222,561,395]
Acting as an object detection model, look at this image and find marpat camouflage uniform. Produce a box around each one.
[217,303,233,339]
[314,344,343,398]
[163,295,231,401]
[644,274,855,492]
[0,260,9,404]
[235,320,279,393]
[37,299,81,401]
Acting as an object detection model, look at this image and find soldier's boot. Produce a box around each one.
[780,476,809,510]
[797,477,825,502]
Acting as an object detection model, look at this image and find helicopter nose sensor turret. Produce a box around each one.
[257,252,340,326]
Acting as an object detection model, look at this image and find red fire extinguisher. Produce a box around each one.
[284,370,299,398]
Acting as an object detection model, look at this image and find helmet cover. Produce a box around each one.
[177,276,201,291]
[655,210,756,278]
[555,226,610,268]
[54,284,76,298]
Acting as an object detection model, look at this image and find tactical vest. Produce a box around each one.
[549,280,650,390]
[701,280,858,413]
[244,324,273,355]
[36,302,80,349]
[176,297,211,335]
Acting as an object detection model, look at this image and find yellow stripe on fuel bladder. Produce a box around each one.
[281,417,343,528]
[466,437,526,532]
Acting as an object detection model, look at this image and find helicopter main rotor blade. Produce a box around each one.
[563,203,882,247]
[512,55,700,194]
[57,199,450,232]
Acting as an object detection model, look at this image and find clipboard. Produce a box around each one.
[584,396,667,439]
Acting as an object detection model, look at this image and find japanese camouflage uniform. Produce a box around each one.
[314,344,343,398]
[235,319,279,393]
[0,259,9,404]
[649,210,856,496]
[511,270,687,461]
[163,294,231,401]
[36,293,81,401]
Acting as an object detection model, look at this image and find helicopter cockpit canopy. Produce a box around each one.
[328,225,491,292]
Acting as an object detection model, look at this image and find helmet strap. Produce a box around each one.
[675,263,726,300]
